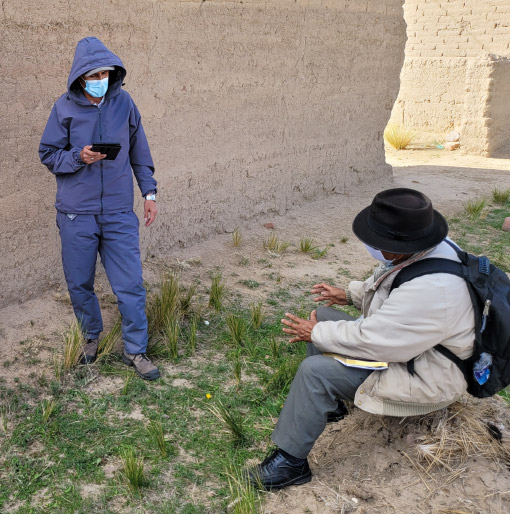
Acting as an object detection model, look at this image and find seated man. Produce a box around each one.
[248,188,475,490]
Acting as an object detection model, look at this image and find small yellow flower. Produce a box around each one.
[206,393,212,399]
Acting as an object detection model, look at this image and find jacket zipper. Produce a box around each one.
[98,108,104,214]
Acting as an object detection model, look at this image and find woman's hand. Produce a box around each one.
[311,283,347,306]
[80,145,106,165]
[281,311,318,343]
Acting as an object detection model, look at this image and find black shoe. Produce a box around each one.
[327,400,349,423]
[79,338,99,365]
[247,448,312,491]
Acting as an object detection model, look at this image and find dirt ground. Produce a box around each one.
[1,148,510,512]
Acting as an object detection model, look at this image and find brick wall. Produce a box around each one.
[391,0,510,149]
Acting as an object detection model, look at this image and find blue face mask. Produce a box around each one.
[83,77,109,98]
[364,244,394,265]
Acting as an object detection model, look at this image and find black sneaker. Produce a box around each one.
[79,338,98,365]
[247,448,312,490]
[327,400,349,423]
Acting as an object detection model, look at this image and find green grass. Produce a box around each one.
[0,300,302,513]
[1,196,507,513]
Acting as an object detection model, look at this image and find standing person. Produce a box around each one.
[40,37,160,380]
[247,188,475,490]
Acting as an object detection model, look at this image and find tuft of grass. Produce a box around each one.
[147,274,180,340]
[340,236,349,244]
[226,464,261,514]
[41,399,57,423]
[384,123,415,150]
[464,198,486,219]
[232,228,242,248]
[188,317,198,355]
[147,420,168,458]
[121,448,148,489]
[63,321,84,370]
[269,336,280,360]
[250,302,264,329]
[265,354,304,394]
[209,273,225,312]
[209,401,249,447]
[299,237,318,254]
[232,350,242,386]
[239,280,260,289]
[226,313,247,347]
[179,283,197,315]
[311,247,329,259]
[263,233,290,254]
[97,318,122,361]
[162,318,180,360]
[492,187,510,205]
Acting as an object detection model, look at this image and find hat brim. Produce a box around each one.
[352,205,448,253]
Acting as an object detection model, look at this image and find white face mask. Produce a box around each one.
[364,244,394,264]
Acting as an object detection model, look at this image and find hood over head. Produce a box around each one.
[68,37,126,102]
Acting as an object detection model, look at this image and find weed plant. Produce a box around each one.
[226,464,261,514]
[161,318,180,360]
[147,420,168,458]
[62,321,84,370]
[232,350,242,386]
[97,318,121,360]
[179,283,197,315]
[226,313,247,346]
[232,228,242,248]
[312,247,329,259]
[384,123,415,150]
[265,353,306,394]
[209,273,225,312]
[146,273,179,339]
[263,233,290,254]
[299,237,317,254]
[209,400,249,447]
[250,302,264,329]
[492,187,510,205]
[340,236,349,243]
[188,317,198,355]
[41,399,57,423]
[464,198,486,219]
[121,447,147,489]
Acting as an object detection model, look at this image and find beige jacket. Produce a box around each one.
[311,240,475,416]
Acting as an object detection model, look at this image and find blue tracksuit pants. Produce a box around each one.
[57,210,148,354]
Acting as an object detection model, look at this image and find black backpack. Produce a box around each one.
[390,239,510,398]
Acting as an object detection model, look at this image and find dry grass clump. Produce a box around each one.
[384,123,415,150]
[413,402,510,473]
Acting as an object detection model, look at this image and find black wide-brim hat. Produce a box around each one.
[352,188,448,253]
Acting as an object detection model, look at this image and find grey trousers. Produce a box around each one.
[271,306,373,459]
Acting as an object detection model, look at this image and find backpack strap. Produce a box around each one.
[390,257,468,377]
[390,258,465,292]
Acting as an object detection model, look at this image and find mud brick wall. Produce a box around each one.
[0,0,405,307]
[391,0,510,153]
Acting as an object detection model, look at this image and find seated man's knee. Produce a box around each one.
[297,355,327,380]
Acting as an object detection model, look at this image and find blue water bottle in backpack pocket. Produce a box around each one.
[473,352,492,385]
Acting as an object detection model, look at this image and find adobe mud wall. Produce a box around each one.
[0,0,405,307]
[391,0,510,154]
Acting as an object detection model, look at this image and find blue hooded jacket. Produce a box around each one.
[39,37,157,214]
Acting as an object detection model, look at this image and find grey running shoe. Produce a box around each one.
[79,338,98,365]
[122,352,160,380]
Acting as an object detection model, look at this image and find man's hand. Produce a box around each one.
[144,200,158,227]
[281,311,318,343]
[311,283,347,306]
[80,145,106,165]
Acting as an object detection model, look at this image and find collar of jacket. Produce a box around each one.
[370,247,435,290]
